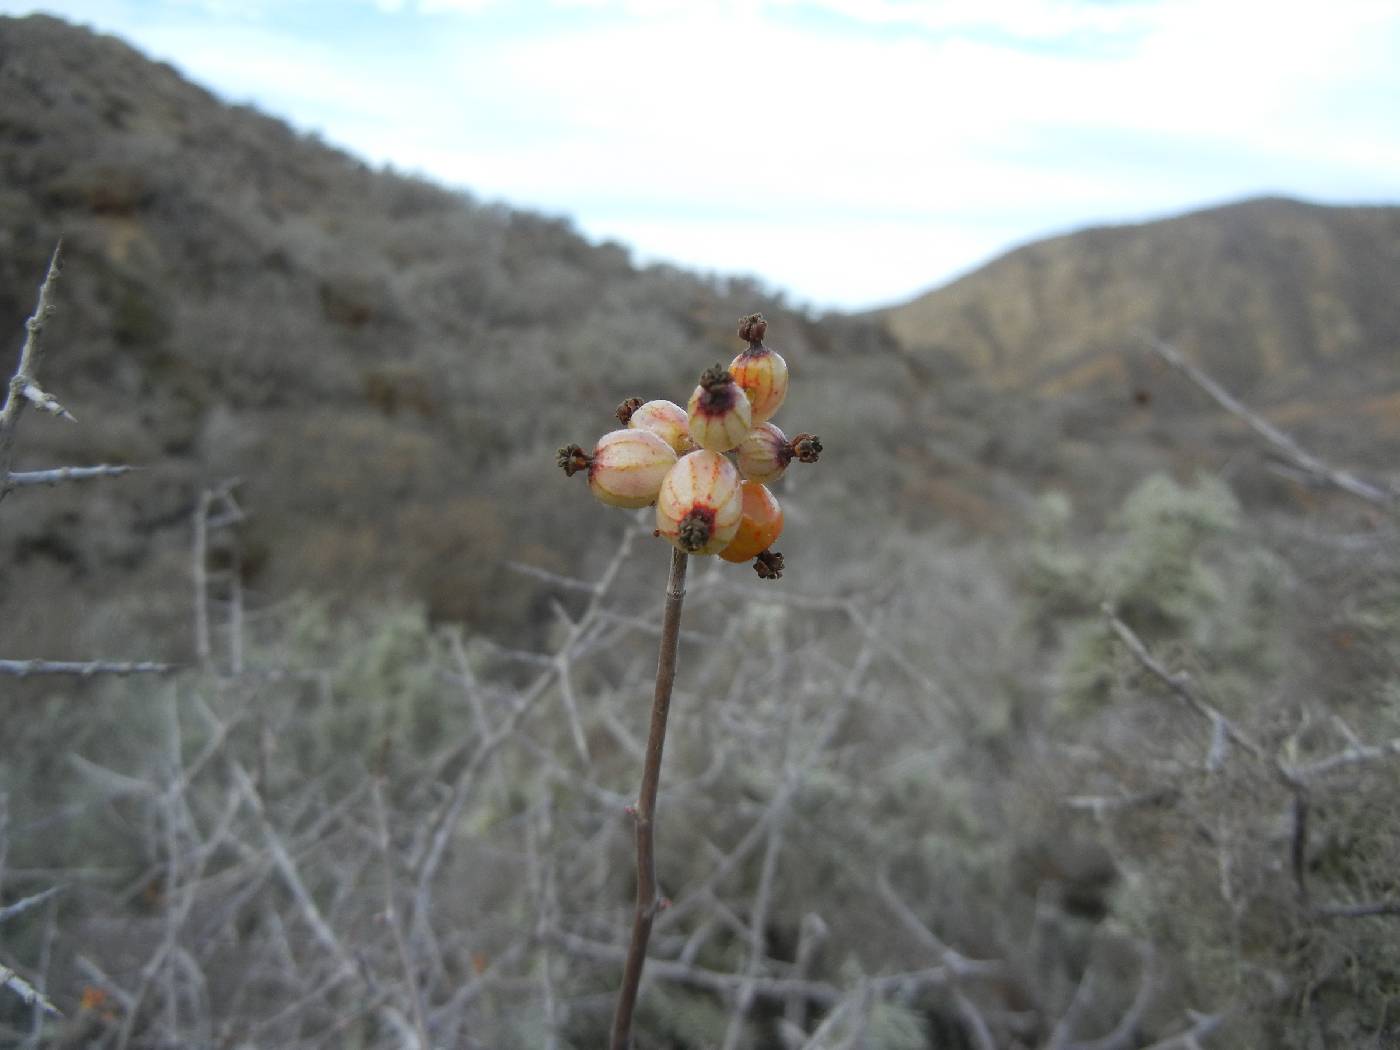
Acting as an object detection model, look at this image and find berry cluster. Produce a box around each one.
[558,314,822,579]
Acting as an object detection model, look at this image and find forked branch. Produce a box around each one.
[0,245,66,498]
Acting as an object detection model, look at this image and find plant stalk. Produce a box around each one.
[610,546,688,1049]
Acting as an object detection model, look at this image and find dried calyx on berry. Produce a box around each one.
[557,443,590,476]
[753,549,784,580]
[687,364,752,453]
[614,397,645,425]
[790,433,822,462]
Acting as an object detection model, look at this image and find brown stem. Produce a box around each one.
[610,546,689,1050]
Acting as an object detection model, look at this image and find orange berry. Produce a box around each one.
[655,450,743,555]
[686,365,752,453]
[626,399,697,455]
[719,481,784,563]
[729,345,788,425]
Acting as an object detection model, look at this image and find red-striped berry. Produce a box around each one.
[655,450,743,555]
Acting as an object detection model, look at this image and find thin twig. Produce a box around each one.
[875,868,1003,980]
[22,893,59,1049]
[1066,942,1157,1050]
[0,885,63,925]
[526,793,561,1050]
[722,782,789,1050]
[610,546,688,1050]
[954,990,998,1050]
[1136,1010,1226,1050]
[784,913,829,1037]
[0,964,60,1017]
[1295,737,1400,780]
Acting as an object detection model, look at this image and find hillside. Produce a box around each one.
[5,11,1397,666]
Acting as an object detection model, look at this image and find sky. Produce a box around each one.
[5,0,1400,310]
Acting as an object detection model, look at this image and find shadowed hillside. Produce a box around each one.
[0,13,899,659]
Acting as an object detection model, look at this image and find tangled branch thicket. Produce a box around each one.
[3,254,1400,1049]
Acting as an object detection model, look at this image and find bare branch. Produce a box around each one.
[954,990,999,1050]
[0,885,63,925]
[0,659,177,677]
[721,783,789,1050]
[557,927,953,1007]
[784,913,830,1038]
[21,887,58,1049]
[1102,605,1263,763]
[1066,942,1157,1050]
[1313,900,1400,920]
[1136,1010,1226,1050]
[504,559,602,594]
[875,867,1003,980]
[1295,736,1400,780]
[19,382,74,421]
[7,464,137,489]
[224,760,358,981]
[1065,788,1179,819]
[525,794,562,1050]
[0,963,61,1017]
[554,653,592,764]
[1143,333,1397,511]
[371,777,431,1050]
[0,245,64,498]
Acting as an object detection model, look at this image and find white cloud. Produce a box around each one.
[366,0,499,12]
[418,0,499,12]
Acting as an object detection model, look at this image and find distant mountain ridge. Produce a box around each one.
[882,197,1400,411]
